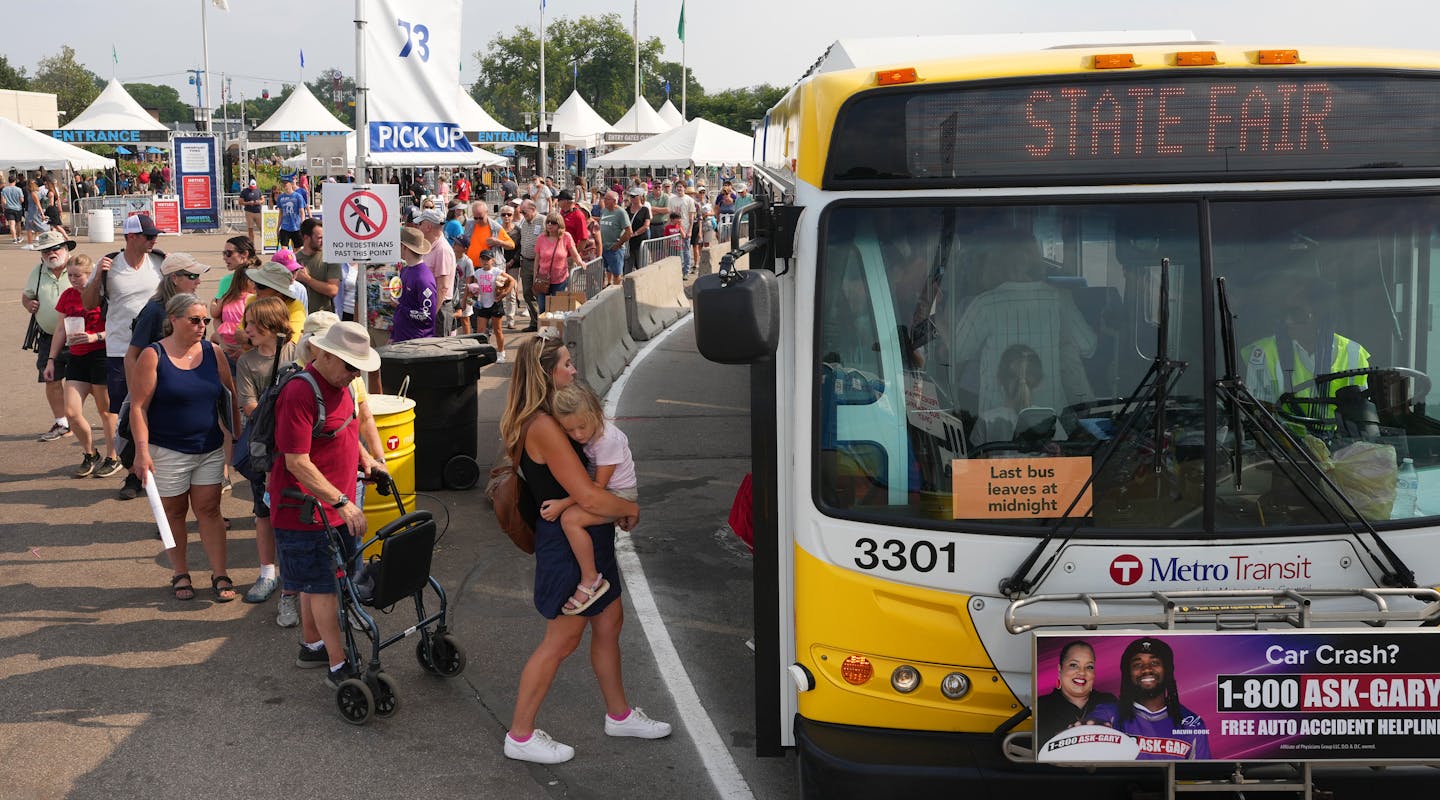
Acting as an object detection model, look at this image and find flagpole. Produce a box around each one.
[633,0,640,114]
[201,0,212,131]
[355,0,369,179]
[680,1,687,118]
[539,0,547,180]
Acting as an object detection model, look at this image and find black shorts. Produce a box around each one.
[34,333,69,382]
[474,302,503,319]
[689,220,701,245]
[64,347,107,384]
[4,208,20,223]
[107,356,128,413]
[277,228,302,249]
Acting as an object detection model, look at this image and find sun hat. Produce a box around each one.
[35,230,77,252]
[626,186,645,197]
[249,261,301,299]
[415,207,445,225]
[308,320,381,372]
[400,226,432,256]
[161,252,211,276]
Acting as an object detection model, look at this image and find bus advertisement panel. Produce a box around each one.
[1034,631,1440,763]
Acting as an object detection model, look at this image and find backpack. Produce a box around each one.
[485,421,535,553]
[244,361,355,477]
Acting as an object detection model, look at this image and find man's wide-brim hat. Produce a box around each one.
[35,230,76,252]
[309,320,381,372]
[401,226,432,256]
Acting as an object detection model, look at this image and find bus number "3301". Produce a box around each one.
[854,538,957,573]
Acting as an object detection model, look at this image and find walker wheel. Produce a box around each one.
[442,454,481,490]
[430,634,467,677]
[372,672,399,718]
[335,678,375,725]
[416,638,440,674]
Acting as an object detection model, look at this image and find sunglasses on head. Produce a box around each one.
[184,315,212,326]
[536,326,560,342]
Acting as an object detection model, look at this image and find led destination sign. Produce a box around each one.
[827,73,1440,186]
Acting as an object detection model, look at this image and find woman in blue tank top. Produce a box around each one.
[129,290,240,602]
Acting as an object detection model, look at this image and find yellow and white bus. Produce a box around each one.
[695,34,1440,797]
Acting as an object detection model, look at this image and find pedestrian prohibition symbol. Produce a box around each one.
[322,183,400,263]
[340,191,386,240]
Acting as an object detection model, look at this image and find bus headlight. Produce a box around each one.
[890,665,921,694]
[940,672,971,700]
[840,655,873,685]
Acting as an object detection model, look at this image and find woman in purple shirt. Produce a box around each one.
[389,227,437,342]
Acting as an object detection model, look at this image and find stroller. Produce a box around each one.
[280,475,466,725]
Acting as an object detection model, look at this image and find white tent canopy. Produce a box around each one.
[657,99,685,129]
[0,117,115,171]
[590,117,751,169]
[63,78,169,133]
[249,84,352,150]
[283,132,507,169]
[610,98,671,135]
[550,90,612,147]
[455,86,510,133]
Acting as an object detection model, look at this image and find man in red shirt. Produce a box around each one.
[454,172,472,204]
[556,190,589,249]
[269,321,387,687]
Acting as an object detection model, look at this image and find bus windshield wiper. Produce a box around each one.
[1001,258,1187,598]
[1213,277,1416,589]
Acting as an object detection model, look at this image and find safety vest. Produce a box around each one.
[1245,333,1370,404]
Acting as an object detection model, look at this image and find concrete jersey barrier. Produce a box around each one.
[622,258,689,341]
[565,285,637,397]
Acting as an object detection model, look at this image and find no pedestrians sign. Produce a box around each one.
[323,184,401,262]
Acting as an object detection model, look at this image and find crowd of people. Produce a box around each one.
[15,164,719,764]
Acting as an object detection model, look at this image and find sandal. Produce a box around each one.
[170,573,195,601]
[211,574,238,603]
[561,575,611,616]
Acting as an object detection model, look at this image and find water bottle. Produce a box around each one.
[1393,458,1419,519]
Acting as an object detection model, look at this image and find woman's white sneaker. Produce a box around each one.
[504,729,575,764]
[604,707,672,739]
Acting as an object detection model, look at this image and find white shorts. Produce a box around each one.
[610,485,638,502]
[149,444,226,497]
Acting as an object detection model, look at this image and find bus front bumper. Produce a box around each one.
[795,716,1440,799]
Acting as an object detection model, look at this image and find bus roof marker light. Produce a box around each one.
[876,67,918,86]
[940,672,971,700]
[1092,53,1136,70]
[891,665,921,694]
[840,655,873,685]
[1175,51,1219,66]
[1257,49,1301,64]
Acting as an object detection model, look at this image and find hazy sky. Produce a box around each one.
[7,0,1437,112]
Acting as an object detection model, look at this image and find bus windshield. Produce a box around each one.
[816,194,1440,533]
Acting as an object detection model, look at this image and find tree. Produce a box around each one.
[125,83,190,124]
[306,68,356,127]
[32,46,101,121]
[0,55,28,91]
[471,13,672,129]
[688,84,785,134]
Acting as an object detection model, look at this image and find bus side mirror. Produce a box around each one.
[693,267,779,364]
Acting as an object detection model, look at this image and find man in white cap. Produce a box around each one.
[267,320,387,687]
[82,214,167,499]
[22,231,77,442]
[239,178,264,245]
[415,207,455,336]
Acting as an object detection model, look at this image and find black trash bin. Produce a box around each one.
[378,336,496,491]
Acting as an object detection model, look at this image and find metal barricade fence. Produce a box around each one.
[568,257,605,299]
[73,193,247,236]
[637,233,684,270]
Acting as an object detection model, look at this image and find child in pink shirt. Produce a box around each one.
[540,383,638,615]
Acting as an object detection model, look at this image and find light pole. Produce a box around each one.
[522,111,556,180]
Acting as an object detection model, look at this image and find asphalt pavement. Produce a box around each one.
[0,229,797,799]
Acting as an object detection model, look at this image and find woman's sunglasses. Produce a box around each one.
[177,271,201,281]
[184,315,212,326]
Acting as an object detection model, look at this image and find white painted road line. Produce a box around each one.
[605,316,756,800]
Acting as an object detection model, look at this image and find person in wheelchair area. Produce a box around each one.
[1242,285,1370,410]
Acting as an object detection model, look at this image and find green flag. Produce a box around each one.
[677,1,685,43]
[112,44,118,65]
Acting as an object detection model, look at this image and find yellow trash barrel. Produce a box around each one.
[363,394,416,557]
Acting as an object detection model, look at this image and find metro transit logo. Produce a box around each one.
[1109,554,1143,585]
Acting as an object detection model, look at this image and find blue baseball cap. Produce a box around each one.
[443,219,465,244]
